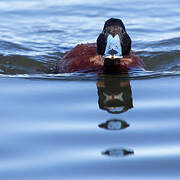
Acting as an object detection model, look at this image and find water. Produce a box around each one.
[0,0,180,179]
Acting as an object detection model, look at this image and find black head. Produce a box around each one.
[97,18,131,57]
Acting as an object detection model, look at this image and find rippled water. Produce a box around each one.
[0,0,180,179]
[0,0,179,75]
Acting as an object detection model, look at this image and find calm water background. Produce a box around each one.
[0,0,180,179]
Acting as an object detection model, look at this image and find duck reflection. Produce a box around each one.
[102,148,134,157]
[97,74,134,157]
[97,74,133,114]
[98,119,129,131]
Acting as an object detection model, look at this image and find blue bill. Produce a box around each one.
[104,34,122,59]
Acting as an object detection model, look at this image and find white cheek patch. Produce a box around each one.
[104,34,122,59]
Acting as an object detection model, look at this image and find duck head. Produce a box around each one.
[97,18,131,59]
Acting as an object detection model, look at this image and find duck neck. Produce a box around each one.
[103,58,127,74]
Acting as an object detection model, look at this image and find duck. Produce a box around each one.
[57,18,145,74]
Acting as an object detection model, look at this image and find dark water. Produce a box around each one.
[0,0,180,179]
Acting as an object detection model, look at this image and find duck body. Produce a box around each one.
[57,18,145,74]
[58,43,104,73]
[57,43,145,73]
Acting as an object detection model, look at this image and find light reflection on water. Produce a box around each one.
[136,145,180,157]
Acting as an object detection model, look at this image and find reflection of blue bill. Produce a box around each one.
[104,34,123,59]
[98,119,129,130]
[102,148,134,157]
